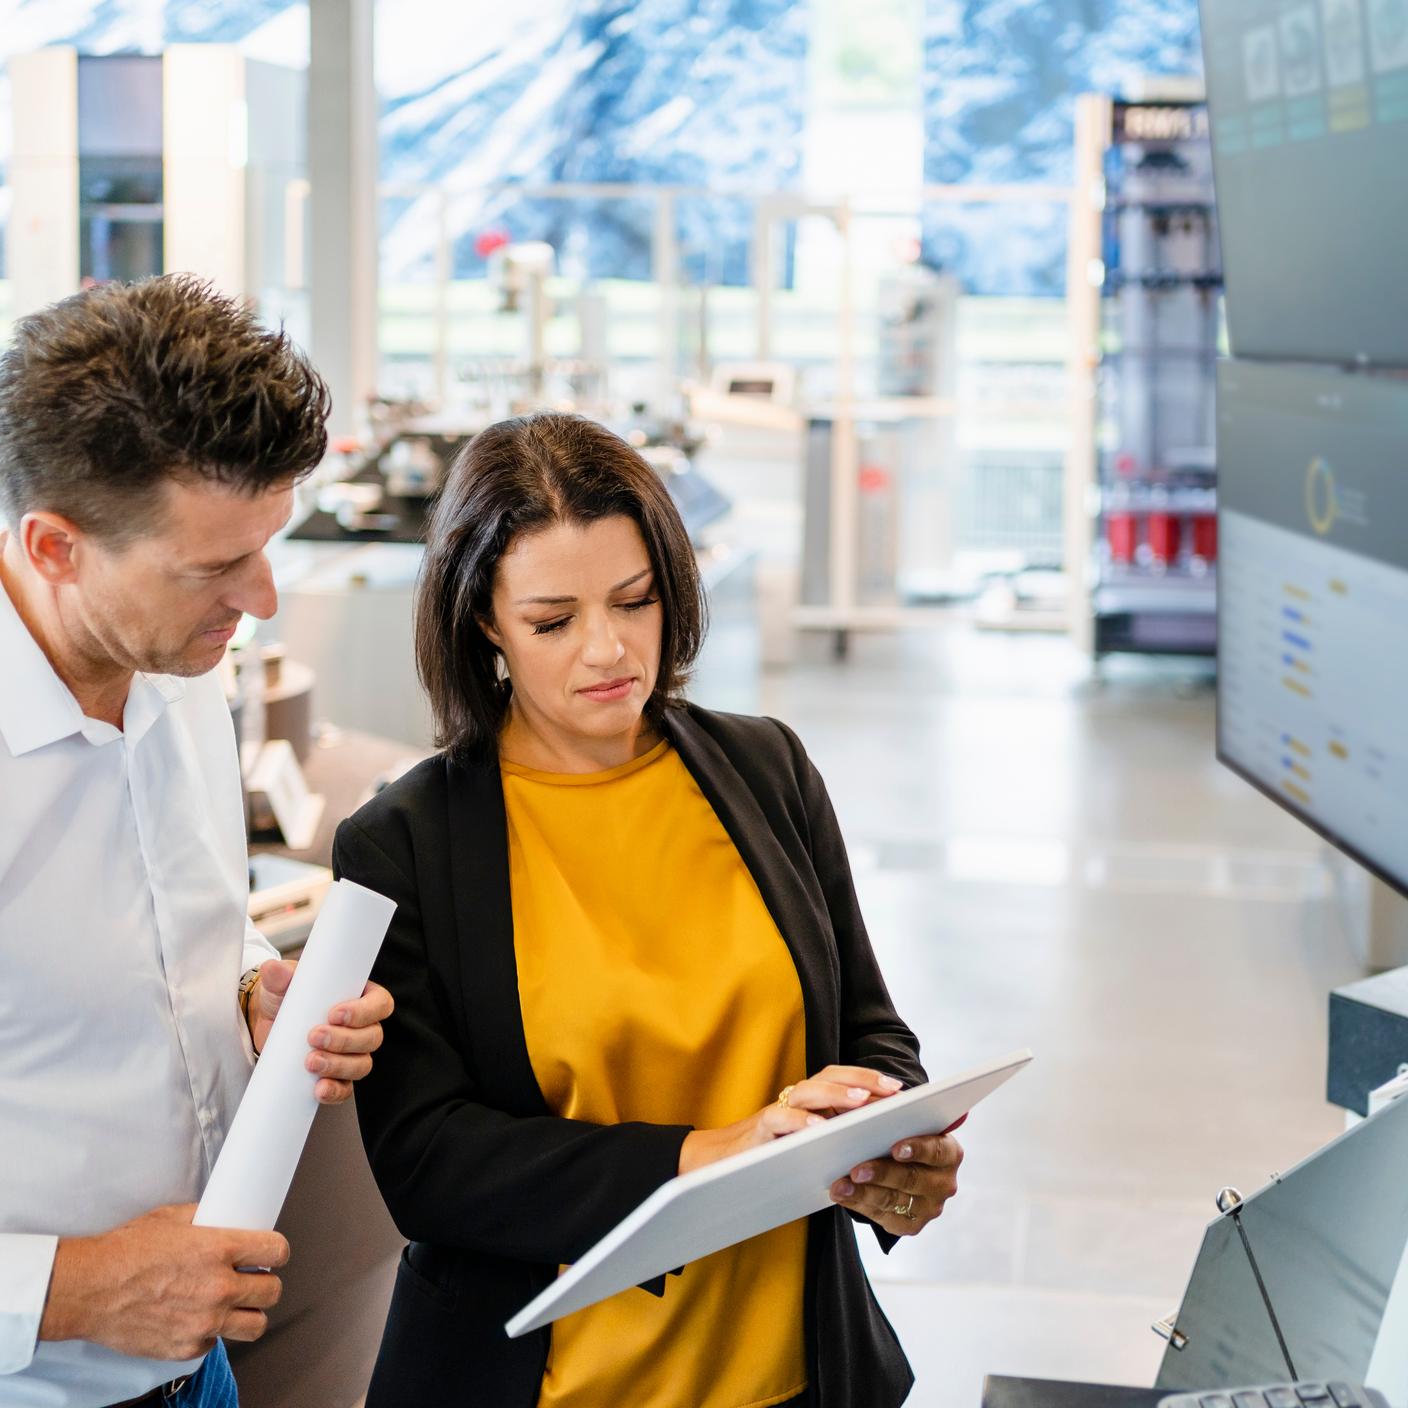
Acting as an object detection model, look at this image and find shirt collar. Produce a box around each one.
[0,578,186,756]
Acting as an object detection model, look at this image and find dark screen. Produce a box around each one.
[1200,0,1408,365]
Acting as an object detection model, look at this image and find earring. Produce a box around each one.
[494,653,509,684]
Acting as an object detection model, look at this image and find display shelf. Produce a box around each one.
[1098,346,1219,361]
[1094,566,1217,610]
[1095,484,1216,515]
[1103,271,1223,293]
[1106,198,1215,215]
[1065,91,1223,660]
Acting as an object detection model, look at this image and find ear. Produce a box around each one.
[478,613,504,650]
[19,512,86,587]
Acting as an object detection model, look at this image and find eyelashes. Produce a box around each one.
[530,596,659,636]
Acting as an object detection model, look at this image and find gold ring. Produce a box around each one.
[777,1084,796,1109]
[892,1193,917,1220]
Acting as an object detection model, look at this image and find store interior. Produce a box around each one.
[3,1,1408,1406]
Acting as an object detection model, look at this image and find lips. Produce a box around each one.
[578,677,636,702]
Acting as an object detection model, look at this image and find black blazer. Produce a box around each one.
[333,703,927,1408]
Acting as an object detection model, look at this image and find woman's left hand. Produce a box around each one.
[829,1130,964,1237]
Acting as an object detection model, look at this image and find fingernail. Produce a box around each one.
[308,1055,327,1073]
[331,1009,349,1025]
[879,1075,903,1091]
[896,1143,913,1160]
[314,1031,332,1049]
[854,1166,873,1183]
[836,1179,855,1198]
[847,1087,869,1101]
[806,1115,825,1127]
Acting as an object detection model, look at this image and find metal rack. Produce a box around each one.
[1065,93,1224,659]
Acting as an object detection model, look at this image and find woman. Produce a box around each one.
[334,413,963,1408]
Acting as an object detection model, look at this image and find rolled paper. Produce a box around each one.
[195,879,396,1231]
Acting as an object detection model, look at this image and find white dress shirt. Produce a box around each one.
[0,581,276,1405]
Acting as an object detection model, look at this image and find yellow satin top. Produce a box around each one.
[501,737,809,1408]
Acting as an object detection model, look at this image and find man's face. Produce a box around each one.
[69,476,294,678]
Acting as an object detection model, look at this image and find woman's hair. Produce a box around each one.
[415,412,706,760]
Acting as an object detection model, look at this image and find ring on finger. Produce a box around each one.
[777,1084,796,1109]
[890,1192,918,1220]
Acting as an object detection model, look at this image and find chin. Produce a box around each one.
[158,644,227,678]
[571,698,647,735]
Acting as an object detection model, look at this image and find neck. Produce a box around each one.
[0,535,133,728]
[499,699,658,774]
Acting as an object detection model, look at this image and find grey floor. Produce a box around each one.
[738,625,1364,1407]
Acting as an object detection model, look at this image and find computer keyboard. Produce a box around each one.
[1159,1382,1389,1408]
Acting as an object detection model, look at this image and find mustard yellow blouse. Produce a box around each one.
[501,738,809,1408]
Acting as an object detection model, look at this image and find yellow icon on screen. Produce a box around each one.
[1306,456,1338,536]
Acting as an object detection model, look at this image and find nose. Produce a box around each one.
[228,552,279,622]
[580,609,625,669]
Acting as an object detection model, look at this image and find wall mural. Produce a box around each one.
[922,0,1202,293]
[2,0,1202,297]
[378,0,807,288]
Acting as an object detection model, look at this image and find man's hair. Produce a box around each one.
[0,274,330,542]
[415,412,707,761]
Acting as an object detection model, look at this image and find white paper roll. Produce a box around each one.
[195,879,396,1231]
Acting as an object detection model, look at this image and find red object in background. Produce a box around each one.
[474,228,511,258]
[1192,514,1218,561]
[1106,512,1137,564]
[858,465,891,493]
[1114,451,1138,477]
[1147,512,1182,565]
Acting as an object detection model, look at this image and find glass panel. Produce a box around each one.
[1157,1093,1408,1390]
[673,193,762,371]
[379,188,662,415]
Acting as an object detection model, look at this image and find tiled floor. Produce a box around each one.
[719,625,1365,1407]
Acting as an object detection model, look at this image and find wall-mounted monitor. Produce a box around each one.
[1200,0,1408,365]
[1217,358,1408,896]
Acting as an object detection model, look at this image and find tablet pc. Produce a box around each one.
[506,1046,1033,1337]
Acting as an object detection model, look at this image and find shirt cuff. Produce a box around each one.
[241,917,279,975]
[0,1234,58,1374]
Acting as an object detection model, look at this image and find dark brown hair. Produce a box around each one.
[416,412,706,760]
[0,274,330,541]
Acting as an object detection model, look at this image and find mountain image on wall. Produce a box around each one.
[379,0,807,288]
[922,0,1202,294]
[4,0,1201,296]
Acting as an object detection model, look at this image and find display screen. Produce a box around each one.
[1200,0,1408,365]
[1217,359,1408,895]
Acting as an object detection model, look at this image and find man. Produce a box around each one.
[0,276,395,1407]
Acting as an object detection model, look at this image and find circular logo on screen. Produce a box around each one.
[1305,456,1338,535]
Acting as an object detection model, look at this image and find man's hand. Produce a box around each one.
[246,960,394,1105]
[39,1205,288,1361]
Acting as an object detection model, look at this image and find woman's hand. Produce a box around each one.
[678,1066,904,1175]
[829,1125,965,1237]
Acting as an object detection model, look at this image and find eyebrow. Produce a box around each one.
[190,549,255,573]
[515,567,653,606]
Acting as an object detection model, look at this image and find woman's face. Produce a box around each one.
[483,514,663,750]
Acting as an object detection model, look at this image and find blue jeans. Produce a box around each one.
[170,1342,238,1407]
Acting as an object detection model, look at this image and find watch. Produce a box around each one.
[237,967,262,1024]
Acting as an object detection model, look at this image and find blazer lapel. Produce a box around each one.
[664,707,841,1072]
[444,754,551,1117]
